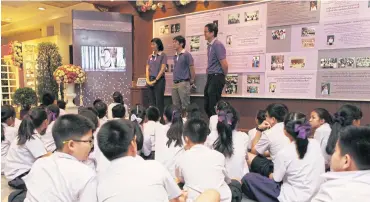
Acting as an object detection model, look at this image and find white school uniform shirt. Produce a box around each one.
[273,139,325,202]
[207,130,250,180]
[247,127,257,150]
[311,170,370,202]
[313,123,332,167]
[4,131,47,181]
[107,102,129,120]
[176,144,232,202]
[155,123,185,178]
[13,118,22,131]
[255,122,290,162]
[98,156,182,202]
[59,108,67,116]
[209,115,218,132]
[24,152,97,202]
[41,121,57,152]
[1,123,18,173]
[143,120,161,156]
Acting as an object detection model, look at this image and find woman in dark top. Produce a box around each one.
[146,38,167,116]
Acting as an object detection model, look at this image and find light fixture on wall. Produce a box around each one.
[38,7,46,10]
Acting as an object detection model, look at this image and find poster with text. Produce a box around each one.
[320,1,370,22]
[316,69,370,100]
[222,3,267,53]
[241,73,265,97]
[267,1,320,27]
[227,49,266,73]
[265,71,317,98]
[186,11,222,37]
[291,23,319,51]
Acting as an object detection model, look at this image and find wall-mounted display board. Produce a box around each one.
[153,0,370,101]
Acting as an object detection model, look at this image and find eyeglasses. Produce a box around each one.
[63,139,94,147]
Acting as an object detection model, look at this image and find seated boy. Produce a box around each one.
[248,103,290,177]
[23,114,97,202]
[311,126,370,202]
[96,119,184,202]
[94,101,108,126]
[176,118,232,202]
[112,104,125,119]
[142,106,162,159]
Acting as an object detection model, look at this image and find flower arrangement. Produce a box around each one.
[53,64,86,84]
[174,0,192,6]
[136,0,163,13]
[10,41,23,67]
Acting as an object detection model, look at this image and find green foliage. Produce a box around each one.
[36,42,62,101]
[13,87,37,108]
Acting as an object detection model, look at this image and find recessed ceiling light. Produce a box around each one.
[38,7,46,10]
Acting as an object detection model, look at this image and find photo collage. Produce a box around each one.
[159,23,181,35]
[301,27,315,48]
[271,55,285,71]
[320,57,370,69]
[246,75,260,94]
[225,74,238,94]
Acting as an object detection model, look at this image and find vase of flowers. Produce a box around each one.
[136,0,163,13]
[10,41,23,68]
[53,64,86,107]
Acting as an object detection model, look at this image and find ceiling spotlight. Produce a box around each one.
[38,7,46,11]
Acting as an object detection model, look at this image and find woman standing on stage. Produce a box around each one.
[146,38,167,116]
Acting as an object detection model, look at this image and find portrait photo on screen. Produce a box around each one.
[81,46,127,72]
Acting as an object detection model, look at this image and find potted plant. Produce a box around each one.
[13,87,37,119]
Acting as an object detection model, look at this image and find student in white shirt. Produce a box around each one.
[41,104,60,152]
[143,106,162,159]
[4,107,51,190]
[110,104,126,121]
[1,105,19,173]
[248,103,290,177]
[107,91,129,119]
[309,108,333,168]
[57,100,67,116]
[155,105,185,178]
[247,109,266,151]
[97,119,185,202]
[209,100,229,132]
[176,118,232,202]
[130,104,146,132]
[24,114,97,202]
[94,100,108,127]
[206,105,249,180]
[325,104,362,157]
[242,112,325,202]
[185,103,202,121]
[312,126,370,202]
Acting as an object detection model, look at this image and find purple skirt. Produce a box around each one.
[241,173,281,202]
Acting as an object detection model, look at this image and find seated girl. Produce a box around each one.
[247,109,266,151]
[242,112,325,202]
[1,105,18,174]
[155,105,185,178]
[4,107,51,189]
[206,105,249,180]
[41,104,60,152]
[309,108,333,168]
[209,100,229,132]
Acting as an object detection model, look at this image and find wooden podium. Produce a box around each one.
[130,86,150,107]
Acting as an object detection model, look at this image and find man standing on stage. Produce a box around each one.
[172,35,195,112]
[204,23,228,117]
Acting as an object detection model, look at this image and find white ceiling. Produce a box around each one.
[1,1,97,37]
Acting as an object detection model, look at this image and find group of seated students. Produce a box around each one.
[1,89,370,202]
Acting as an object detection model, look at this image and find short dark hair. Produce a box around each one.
[338,126,370,170]
[52,114,95,150]
[183,118,210,144]
[97,119,135,161]
[57,100,66,110]
[112,92,124,105]
[79,109,98,129]
[42,92,55,106]
[205,23,218,37]
[186,103,201,120]
[173,35,186,48]
[256,109,266,125]
[94,101,108,119]
[1,105,16,123]
[146,106,160,121]
[265,103,289,122]
[93,99,102,106]
[112,104,126,118]
[151,38,164,51]
[46,104,60,122]
[312,108,333,125]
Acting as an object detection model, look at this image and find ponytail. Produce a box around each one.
[17,107,47,145]
[1,125,5,142]
[166,109,183,147]
[132,119,144,151]
[326,121,344,155]
[213,107,238,158]
[113,91,124,105]
[284,112,310,159]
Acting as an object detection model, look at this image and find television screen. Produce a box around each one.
[81,46,126,72]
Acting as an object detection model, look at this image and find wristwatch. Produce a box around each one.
[256,127,266,132]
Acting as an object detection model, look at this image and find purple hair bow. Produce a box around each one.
[218,110,233,125]
[294,123,311,139]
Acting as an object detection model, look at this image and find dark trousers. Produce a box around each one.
[8,171,29,190]
[204,74,225,117]
[148,77,165,116]
[241,173,281,202]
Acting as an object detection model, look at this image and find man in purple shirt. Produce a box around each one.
[204,23,228,117]
[172,35,195,112]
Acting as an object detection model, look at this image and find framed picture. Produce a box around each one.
[136,78,147,87]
